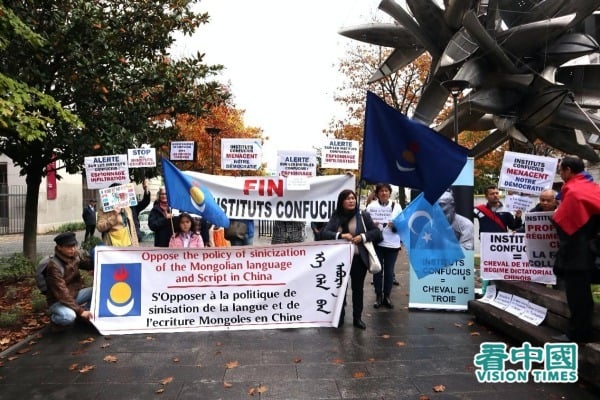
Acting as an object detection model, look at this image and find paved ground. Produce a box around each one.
[0,232,598,399]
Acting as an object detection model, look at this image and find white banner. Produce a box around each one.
[277,150,317,177]
[127,147,156,168]
[170,141,195,161]
[523,211,558,284]
[183,172,355,222]
[90,242,353,335]
[220,139,262,170]
[480,232,555,284]
[84,154,129,189]
[498,151,558,195]
[321,139,359,169]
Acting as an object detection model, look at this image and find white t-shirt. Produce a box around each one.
[366,200,402,249]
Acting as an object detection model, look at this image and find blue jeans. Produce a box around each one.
[49,287,93,326]
[373,246,400,296]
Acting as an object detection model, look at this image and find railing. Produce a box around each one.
[257,220,273,238]
[0,185,26,234]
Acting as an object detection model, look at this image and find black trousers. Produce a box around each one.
[84,224,96,241]
[341,254,368,319]
[564,270,594,342]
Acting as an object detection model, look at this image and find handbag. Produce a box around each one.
[360,212,382,274]
[363,241,382,274]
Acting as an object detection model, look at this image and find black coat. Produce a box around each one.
[553,215,600,275]
[321,210,382,266]
[148,203,173,247]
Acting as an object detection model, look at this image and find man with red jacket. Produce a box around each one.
[552,156,600,342]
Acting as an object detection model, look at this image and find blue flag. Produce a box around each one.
[161,158,230,228]
[393,193,464,279]
[362,91,468,203]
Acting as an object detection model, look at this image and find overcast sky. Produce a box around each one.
[171,0,380,171]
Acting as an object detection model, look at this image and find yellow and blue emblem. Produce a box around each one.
[98,263,142,317]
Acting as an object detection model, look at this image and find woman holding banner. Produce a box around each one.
[321,189,382,329]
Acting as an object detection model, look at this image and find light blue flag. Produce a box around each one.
[393,193,464,279]
[161,158,230,228]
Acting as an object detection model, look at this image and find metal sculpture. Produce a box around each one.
[339,0,600,161]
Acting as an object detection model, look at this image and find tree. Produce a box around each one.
[175,102,265,176]
[327,42,431,207]
[0,0,229,260]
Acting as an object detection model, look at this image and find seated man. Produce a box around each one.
[43,232,93,331]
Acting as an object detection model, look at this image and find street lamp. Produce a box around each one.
[205,127,221,175]
[441,80,470,144]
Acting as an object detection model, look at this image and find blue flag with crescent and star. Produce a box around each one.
[362,91,468,203]
[392,193,464,279]
[162,158,230,228]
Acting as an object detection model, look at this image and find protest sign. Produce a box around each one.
[276,150,317,178]
[221,139,262,170]
[321,139,359,169]
[127,147,156,168]
[90,242,353,335]
[498,151,557,195]
[99,183,138,212]
[84,155,129,189]
[480,232,555,284]
[170,141,195,161]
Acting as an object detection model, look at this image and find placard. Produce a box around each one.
[498,151,558,195]
[321,139,359,169]
[221,139,262,170]
[84,154,129,189]
[170,141,195,161]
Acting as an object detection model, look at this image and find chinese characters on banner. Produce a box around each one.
[321,139,359,170]
[220,139,262,170]
[498,151,558,196]
[84,154,129,189]
[90,242,353,335]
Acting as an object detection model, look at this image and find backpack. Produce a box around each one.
[35,256,65,294]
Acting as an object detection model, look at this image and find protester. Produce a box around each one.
[321,189,382,329]
[310,221,326,241]
[271,220,305,244]
[226,219,254,246]
[530,189,558,212]
[96,199,138,247]
[44,232,93,332]
[552,156,600,342]
[82,199,97,241]
[474,185,523,233]
[438,189,474,250]
[149,187,174,247]
[132,179,152,241]
[169,212,204,248]
[366,183,402,309]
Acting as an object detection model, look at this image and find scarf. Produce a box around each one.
[553,174,600,235]
[338,209,357,234]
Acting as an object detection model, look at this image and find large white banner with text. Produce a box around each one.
[183,172,355,222]
[91,242,353,335]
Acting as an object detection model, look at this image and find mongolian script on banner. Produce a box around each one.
[480,232,555,284]
[221,139,262,170]
[127,147,156,168]
[321,139,359,169]
[498,151,558,196]
[182,172,355,222]
[90,242,353,335]
[170,141,195,161]
[84,154,129,189]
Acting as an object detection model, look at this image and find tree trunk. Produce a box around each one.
[23,168,42,262]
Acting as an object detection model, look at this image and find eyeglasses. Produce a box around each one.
[159,192,167,196]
